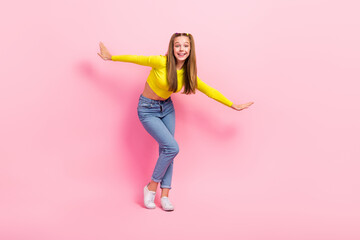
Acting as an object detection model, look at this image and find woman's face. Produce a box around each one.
[173,36,190,62]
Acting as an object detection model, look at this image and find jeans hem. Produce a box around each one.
[151,177,161,183]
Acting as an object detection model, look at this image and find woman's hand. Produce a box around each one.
[97,42,112,60]
[231,102,254,111]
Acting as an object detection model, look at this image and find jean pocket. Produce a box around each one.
[138,102,154,108]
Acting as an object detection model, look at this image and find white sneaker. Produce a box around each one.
[161,196,174,211]
[144,184,156,209]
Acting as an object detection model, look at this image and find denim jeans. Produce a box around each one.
[137,94,179,189]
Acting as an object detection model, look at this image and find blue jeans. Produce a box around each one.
[137,94,179,189]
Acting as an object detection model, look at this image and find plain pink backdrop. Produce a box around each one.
[1,0,359,239]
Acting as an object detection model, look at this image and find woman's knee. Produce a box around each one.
[172,141,179,156]
[162,140,179,156]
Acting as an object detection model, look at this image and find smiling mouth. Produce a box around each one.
[177,53,187,57]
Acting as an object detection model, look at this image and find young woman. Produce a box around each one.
[98,33,254,211]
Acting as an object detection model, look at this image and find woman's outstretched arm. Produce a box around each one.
[197,76,254,111]
[97,42,165,69]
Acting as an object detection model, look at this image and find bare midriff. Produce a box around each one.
[141,81,168,101]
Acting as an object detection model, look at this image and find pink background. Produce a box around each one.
[1,0,359,239]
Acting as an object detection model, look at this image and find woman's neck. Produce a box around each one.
[176,61,185,70]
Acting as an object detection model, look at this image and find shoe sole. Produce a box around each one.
[163,208,174,211]
[161,204,174,211]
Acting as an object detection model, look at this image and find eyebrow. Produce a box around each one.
[174,42,190,44]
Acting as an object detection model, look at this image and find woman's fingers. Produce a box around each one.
[232,102,254,111]
[97,52,107,60]
[99,42,108,53]
[245,102,254,107]
[245,102,254,108]
[98,42,111,60]
[99,42,106,53]
[242,102,253,108]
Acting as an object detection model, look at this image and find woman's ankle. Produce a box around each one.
[147,182,157,192]
[160,188,170,198]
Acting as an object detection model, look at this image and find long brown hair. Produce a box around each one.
[166,33,197,94]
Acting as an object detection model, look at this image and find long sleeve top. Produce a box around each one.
[111,55,233,107]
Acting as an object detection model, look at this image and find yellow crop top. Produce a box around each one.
[111,55,233,107]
